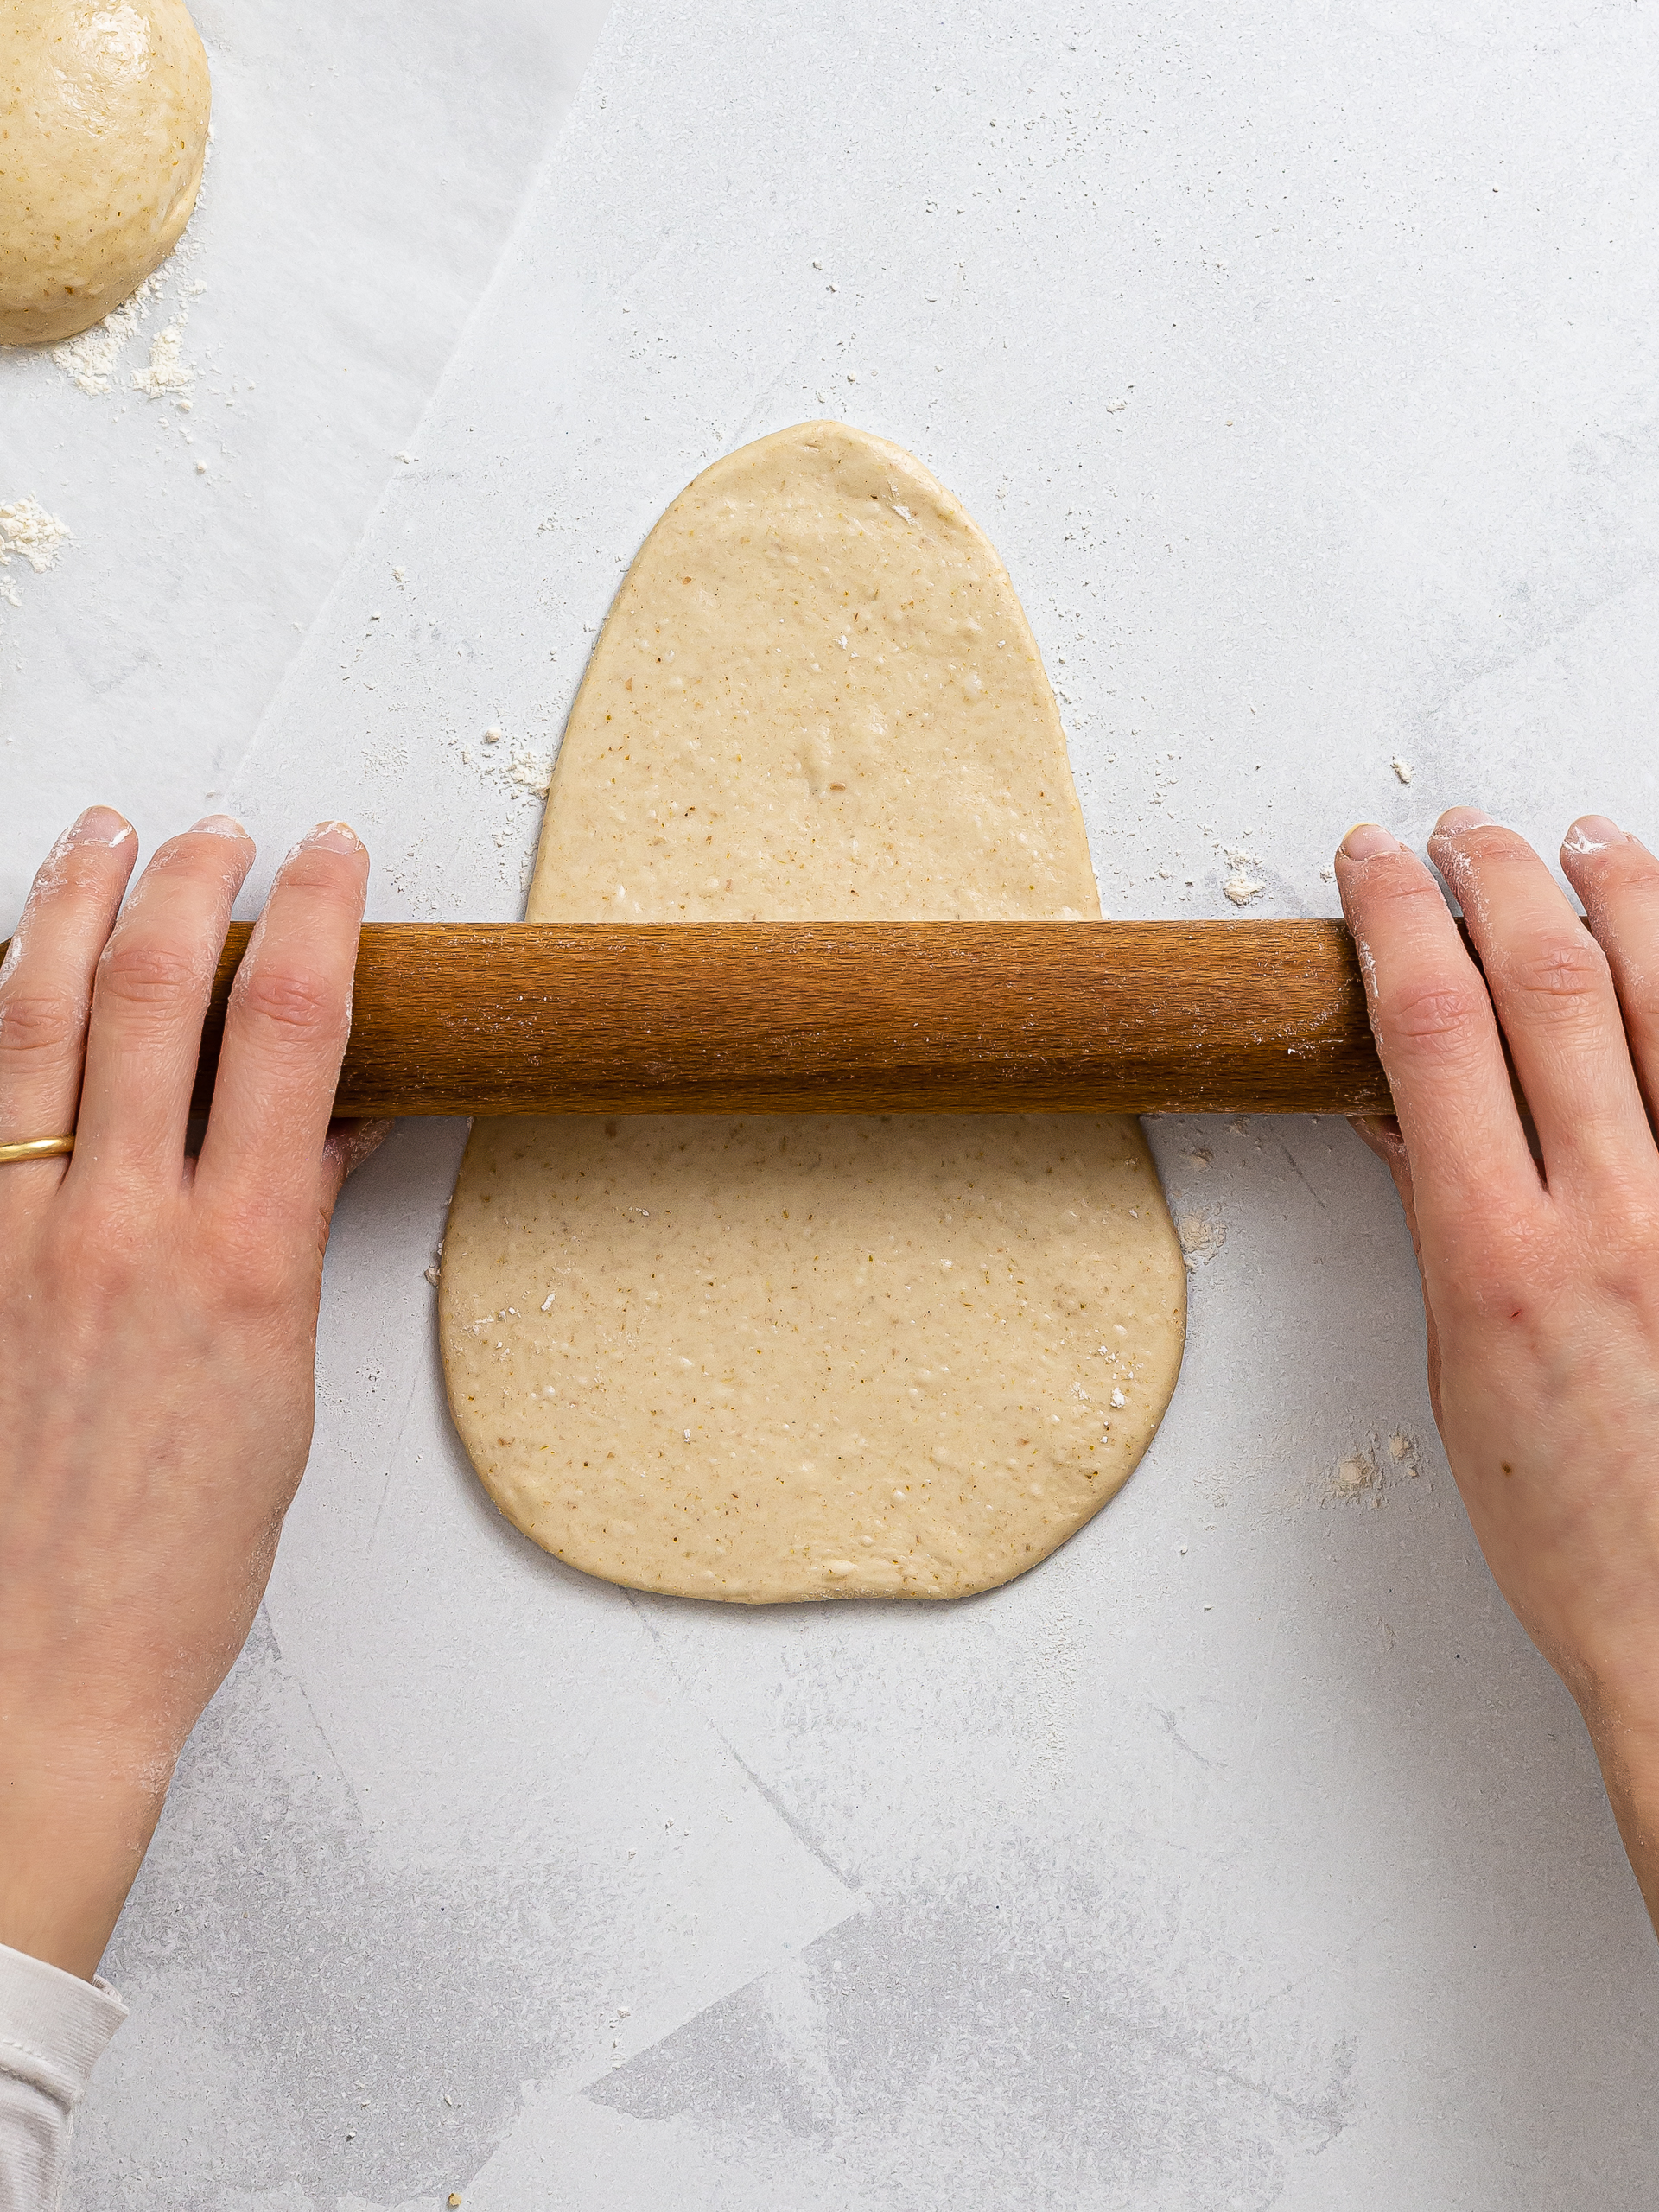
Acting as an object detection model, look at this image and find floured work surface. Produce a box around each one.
[441,422,1185,1600]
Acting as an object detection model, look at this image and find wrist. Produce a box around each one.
[0,1719,175,1980]
[1567,1663,1659,1938]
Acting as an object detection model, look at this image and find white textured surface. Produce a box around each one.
[7,0,1658,2204]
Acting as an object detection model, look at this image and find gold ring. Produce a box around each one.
[0,1135,75,1165]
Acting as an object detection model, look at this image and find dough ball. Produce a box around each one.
[1,0,210,346]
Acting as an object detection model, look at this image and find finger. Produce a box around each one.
[1428,807,1654,1191]
[1348,1113,1445,1424]
[1351,1109,1408,1174]
[0,810,137,1185]
[1335,823,1537,1230]
[315,1117,394,1226]
[73,817,255,1185]
[195,824,369,1236]
[1351,1112,1426,1270]
[1560,815,1659,1123]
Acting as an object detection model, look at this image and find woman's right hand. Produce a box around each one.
[1337,808,1659,1932]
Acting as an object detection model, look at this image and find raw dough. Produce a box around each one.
[441,422,1185,1601]
[1,0,210,346]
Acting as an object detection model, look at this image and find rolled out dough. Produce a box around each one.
[441,422,1185,1601]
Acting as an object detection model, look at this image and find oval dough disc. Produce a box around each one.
[441,422,1185,1601]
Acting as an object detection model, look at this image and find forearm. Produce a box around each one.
[0,1729,172,1983]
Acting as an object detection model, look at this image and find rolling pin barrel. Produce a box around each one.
[0,920,1389,1117]
[162,919,1384,1118]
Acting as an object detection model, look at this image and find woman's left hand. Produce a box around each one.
[0,810,386,1980]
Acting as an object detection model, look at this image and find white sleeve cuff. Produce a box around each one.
[0,1942,126,2212]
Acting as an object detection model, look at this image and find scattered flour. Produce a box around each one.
[51,280,157,394]
[1390,756,1414,785]
[451,727,556,893]
[1332,1451,1377,1498]
[458,728,555,802]
[506,744,553,796]
[0,498,72,590]
[132,322,195,398]
[1176,1209,1226,1269]
[1218,842,1266,906]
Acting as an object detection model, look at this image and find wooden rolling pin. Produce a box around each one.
[172,919,1385,1117]
[0,920,1391,1116]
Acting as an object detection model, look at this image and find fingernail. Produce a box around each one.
[1340,823,1401,860]
[190,812,249,838]
[301,821,362,855]
[67,805,134,848]
[1563,813,1625,855]
[1432,806,1494,836]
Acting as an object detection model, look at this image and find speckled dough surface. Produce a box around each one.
[442,422,1185,1600]
[1,0,211,345]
